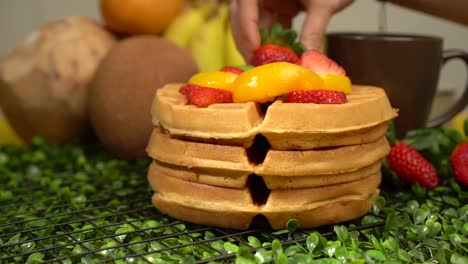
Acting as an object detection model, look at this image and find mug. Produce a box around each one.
[326,32,468,137]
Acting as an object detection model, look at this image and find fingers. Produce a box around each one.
[300,0,354,50]
[229,0,261,62]
[229,0,354,60]
[299,5,332,50]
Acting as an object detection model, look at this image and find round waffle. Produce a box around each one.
[148,162,381,230]
[152,83,398,149]
[146,128,390,189]
[147,82,397,230]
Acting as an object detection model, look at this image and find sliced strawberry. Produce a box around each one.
[252,44,299,66]
[300,50,346,75]
[179,84,232,107]
[284,90,347,104]
[220,66,244,75]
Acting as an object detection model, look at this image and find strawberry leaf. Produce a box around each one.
[259,22,305,56]
[403,128,438,151]
[280,29,297,44]
[291,43,306,57]
[270,23,283,39]
[386,121,397,146]
[260,28,269,44]
[464,118,468,137]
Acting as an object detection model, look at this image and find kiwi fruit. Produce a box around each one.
[88,35,198,159]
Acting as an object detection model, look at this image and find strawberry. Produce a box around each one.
[300,50,346,75]
[251,23,305,66]
[387,141,439,189]
[450,142,468,186]
[179,84,232,107]
[252,44,299,66]
[220,66,244,75]
[284,90,347,104]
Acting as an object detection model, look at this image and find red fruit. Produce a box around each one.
[300,50,346,75]
[220,66,244,75]
[388,141,439,189]
[179,84,232,107]
[251,44,299,66]
[450,142,468,186]
[284,90,347,104]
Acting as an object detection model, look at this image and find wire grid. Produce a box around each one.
[0,160,386,264]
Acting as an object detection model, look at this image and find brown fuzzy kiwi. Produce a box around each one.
[88,36,198,159]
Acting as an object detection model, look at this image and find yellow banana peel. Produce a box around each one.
[0,114,24,147]
[163,2,217,49]
[224,21,246,67]
[188,3,228,72]
[451,112,468,138]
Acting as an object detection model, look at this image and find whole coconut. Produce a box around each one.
[88,36,198,159]
[0,16,116,144]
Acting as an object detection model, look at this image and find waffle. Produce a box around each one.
[148,162,381,230]
[152,83,398,149]
[147,81,397,230]
[146,128,390,189]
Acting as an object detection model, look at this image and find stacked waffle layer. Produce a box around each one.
[146,84,398,229]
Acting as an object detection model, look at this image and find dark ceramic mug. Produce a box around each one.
[326,32,468,137]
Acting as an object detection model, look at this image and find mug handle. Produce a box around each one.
[427,49,468,127]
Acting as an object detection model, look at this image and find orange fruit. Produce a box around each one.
[232,62,324,103]
[318,74,352,94]
[100,0,185,35]
[188,71,238,92]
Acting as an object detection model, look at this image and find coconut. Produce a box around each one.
[88,35,198,159]
[0,16,116,144]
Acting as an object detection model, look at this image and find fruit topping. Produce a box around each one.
[179,84,233,107]
[299,50,351,94]
[251,23,305,66]
[232,62,324,103]
[188,71,237,91]
[300,50,346,75]
[220,66,244,75]
[284,90,347,104]
[318,74,352,94]
[450,142,468,186]
[252,44,300,66]
[388,141,439,189]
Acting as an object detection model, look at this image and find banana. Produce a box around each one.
[451,113,468,138]
[188,3,228,72]
[224,21,246,67]
[163,2,217,49]
[0,112,24,147]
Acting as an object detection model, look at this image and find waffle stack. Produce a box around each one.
[146,83,398,229]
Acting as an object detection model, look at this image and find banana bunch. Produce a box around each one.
[163,1,246,72]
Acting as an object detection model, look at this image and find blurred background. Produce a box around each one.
[1,0,467,151]
[1,0,467,105]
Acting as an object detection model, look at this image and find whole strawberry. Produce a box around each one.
[450,142,468,186]
[252,44,299,66]
[284,90,347,104]
[251,23,305,66]
[388,141,439,189]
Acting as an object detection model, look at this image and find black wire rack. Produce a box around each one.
[0,154,386,264]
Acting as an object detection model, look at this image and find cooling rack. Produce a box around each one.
[0,141,386,264]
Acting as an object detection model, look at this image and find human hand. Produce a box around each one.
[229,0,354,62]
